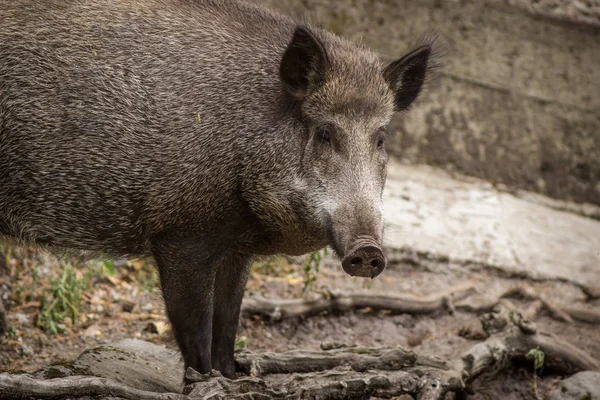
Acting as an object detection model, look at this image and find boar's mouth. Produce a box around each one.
[324,215,387,279]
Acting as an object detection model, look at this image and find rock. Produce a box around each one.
[71,339,184,394]
[381,162,600,287]
[546,371,600,400]
[37,333,49,347]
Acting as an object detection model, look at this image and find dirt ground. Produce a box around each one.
[1,245,598,399]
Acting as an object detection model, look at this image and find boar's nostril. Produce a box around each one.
[371,259,381,269]
[350,257,363,266]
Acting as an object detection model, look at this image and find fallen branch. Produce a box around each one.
[0,373,187,400]
[241,281,476,320]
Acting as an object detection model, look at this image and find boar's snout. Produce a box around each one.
[341,238,386,278]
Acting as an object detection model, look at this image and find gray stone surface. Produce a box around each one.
[381,161,600,286]
[546,371,600,400]
[252,0,600,205]
[66,339,183,394]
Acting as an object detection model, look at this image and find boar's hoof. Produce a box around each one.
[342,240,386,278]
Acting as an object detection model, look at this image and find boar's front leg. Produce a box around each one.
[151,231,220,377]
[211,251,252,378]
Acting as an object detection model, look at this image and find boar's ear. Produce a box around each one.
[280,26,330,100]
[383,45,431,112]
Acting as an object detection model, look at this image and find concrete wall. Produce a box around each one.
[252,0,600,205]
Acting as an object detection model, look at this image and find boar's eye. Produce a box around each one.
[317,125,333,145]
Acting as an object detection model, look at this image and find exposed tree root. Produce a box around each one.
[455,305,599,382]
[183,304,598,399]
[560,307,600,324]
[241,281,476,321]
[456,283,600,325]
[184,367,460,400]
[501,285,573,323]
[0,373,187,400]
[234,344,453,377]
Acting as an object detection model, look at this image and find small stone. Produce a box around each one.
[20,344,34,357]
[103,305,114,317]
[87,313,100,321]
[144,321,168,335]
[84,325,103,338]
[37,333,49,347]
[121,300,136,313]
[141,303,154,312]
